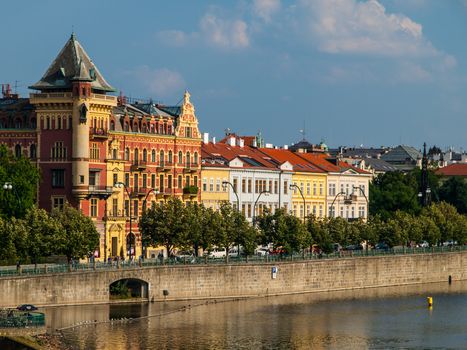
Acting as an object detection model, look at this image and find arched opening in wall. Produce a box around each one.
[14,144,22,158]
[110,120,115,131]
[30,118,37,129]
[109,278,149,300]
[29,144,36,159]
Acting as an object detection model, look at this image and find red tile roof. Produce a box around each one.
[436,163,467,177]
[298,153,371,174]
[258,148,325,173]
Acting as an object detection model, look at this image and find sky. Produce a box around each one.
[1,0,467,150]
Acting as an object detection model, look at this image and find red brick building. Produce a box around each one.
[0,34,201,260]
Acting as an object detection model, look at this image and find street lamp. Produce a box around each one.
[352,185,369,218]
[2,182,21,216]
[222,181,239,211]
[114,182,133,260]
[252,190,270,226]
[289,183,306,222]
[330,191,347,218]
[142,188,159,259]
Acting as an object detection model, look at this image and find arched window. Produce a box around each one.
[194,152,199,165]
[178,151,183,164]
[0,118,7,129]
[112,148,118,160]
[186,151,191,165]
[30,118,37,129]
[134,148,139,163]
[159,150,164,164]
[124,122,129,132]
[110,120,115,131]
[168,150,173,164]
[29,144,36,159]
[143,149,147,161]
[133,122,138,133]
[142,124,147,133]
[15,144,22,158]
[151,149,156,163]
[125,148,130,161]
[46,117,50,129]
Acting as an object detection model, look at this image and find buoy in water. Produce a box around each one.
[427,297,433,307]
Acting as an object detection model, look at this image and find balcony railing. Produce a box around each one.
[131,186,148,197]
[157,161,173,172]
[183,186,199,197]
[87,185,115,199]
[131,160,147,171]
[90,127,109,139]
[183,162,199,173]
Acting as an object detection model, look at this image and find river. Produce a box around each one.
[44,281,467,349]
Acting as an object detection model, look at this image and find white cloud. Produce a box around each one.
[303,0,440,57]
[253,0,281,22]
[393,62,432,83]
[200,13,250,49]
[128,66,185,98]
[155,30,192,47]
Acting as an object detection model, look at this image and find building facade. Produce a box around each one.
[0,34,201,260]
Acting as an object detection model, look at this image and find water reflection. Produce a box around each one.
[47,282,467,349]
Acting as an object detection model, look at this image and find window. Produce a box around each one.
[247,204,252,218]
[319,183,323,196]
[351,206,355,218]
[346,184,350,195]
[51,141,66,160]
[248,179,252,193]
[168,151,173,164]
[29,144,36,159]
[110,120,115,130]
[52,197,65,210]
[359,206,365,218]
[151,149,156,162]
[313,205,317,216]
[15,119,22,129]
[124,200,129,217]
[151,174,156,189]
[194,152,199,164]
[79,175,84,184]
[125,173,130,187]
[46,117,50,129]
[14,144,22,158]
[194,176,198,187]
[159,175,164,192]
[142,173,147,188]
[186,126,192,138]
[178,175,183,189]
[89,171,99,186]
[242,179,246,193]
[186,152,191,165]
[178,151,183,164]
[216,179,220,192]
[113,173,118,186]
[159,150,164,164]
[307,205,310,216]
[134,148,139,163]
[168,175,172,189]
[274,180,278,194]
[329,184,336,196]
[340,206,344,218]
[112,199,118,216]
[112,148,118,160]
[319,205,323,217]
[30,118,37,129]
[185,175,190,187]
[284,180,288,194]
[269,180,273,193]
[329,206,334,218]
[202,178,207,191]
[133,199,139,217]
[51,169,65,188]
[90,143,99,160]
[142,149,147,162]
[57,117,61,129]
[68,116,72,129]
[125,148,130,161]
[306,183,311,195]
[209,179,214,192]
[300,183,304,194]
[233,178,238,192]
[90,199,98,217]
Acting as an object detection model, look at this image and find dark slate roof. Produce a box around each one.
[362,158,398,172]
[156,105,181,117]
[289,139,313,151]
[339,147,387,158]
[29,33,114,92]
[381,145,422,163]
[0,98,34,112]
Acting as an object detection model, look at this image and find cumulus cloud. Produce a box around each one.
[200,13,250,49]
[303,0,437,57]
[253,0,281,22]
[155,30,192,47]
[128,66,185,98]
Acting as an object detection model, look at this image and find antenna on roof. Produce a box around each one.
[299,120,306,141]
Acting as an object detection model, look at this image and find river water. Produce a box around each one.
[45,281,467,349]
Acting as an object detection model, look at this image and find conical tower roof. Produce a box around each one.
[29,33,115,92]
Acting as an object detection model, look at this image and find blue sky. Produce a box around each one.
[1,0,467,150]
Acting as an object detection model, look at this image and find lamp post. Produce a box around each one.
[222,180,240,258]
[352,185,369,219]
[142,188,159,258]
[289,183,306,222]
[2,182,21,217]
[114,182,133,259]
[252,190,270,226]
[330,191,347,218]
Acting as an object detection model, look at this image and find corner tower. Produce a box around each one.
[29,33,117,206]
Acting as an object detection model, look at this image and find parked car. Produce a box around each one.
[375,242,390,251]
[443,240,457,247]
[175,251,195,262]
[419,241,429,248]
[344,244,363,251]
[207,248,226,258]
[255,248,269,256]
[17,304,38,311]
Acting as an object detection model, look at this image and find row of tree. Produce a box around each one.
[0,205,99,265]
[140,199,467,257]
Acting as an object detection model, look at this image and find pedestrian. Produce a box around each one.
[16,260,21,272]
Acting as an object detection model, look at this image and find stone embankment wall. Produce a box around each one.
[0,252,465,307]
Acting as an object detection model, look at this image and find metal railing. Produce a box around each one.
[0,245,466,278]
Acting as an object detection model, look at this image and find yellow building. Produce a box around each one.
[200,156,229,210]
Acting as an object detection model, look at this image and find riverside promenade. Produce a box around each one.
[0,246,465,308]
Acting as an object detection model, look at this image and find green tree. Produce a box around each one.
[307,216,333,253]
[23,207,62,267]
[140,198,188,257]
[369,171,420,219]
[214,202,241,259]
[439,177,467,214]
[418,215,440,247]
[0,145,40,219]
[0,217,25,264]
[51,204,99,263]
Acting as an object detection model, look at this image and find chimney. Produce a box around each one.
[203,132,209,144]
[212,137,216,145]
[252,138,257,148]
[228,136,236,147]
[265,143,273,149]
[283,145,288,150]
[239,138,244,148]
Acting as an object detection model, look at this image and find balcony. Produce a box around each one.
[183,162,199,173]
[131,186,148,198]
[156,188,173,198]
[90,127,109,139]
[131,160,147,171]
[105,209,127,220]
[157,161,173,172]
[87,185,115,199]
[183,186,199,197]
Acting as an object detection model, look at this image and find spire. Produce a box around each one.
[183,90,191,104]
[29,34,114,92]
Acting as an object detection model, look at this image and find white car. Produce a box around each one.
[207,248,226,258]
[255,248,269,256]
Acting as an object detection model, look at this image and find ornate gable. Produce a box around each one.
[174,91,201,139]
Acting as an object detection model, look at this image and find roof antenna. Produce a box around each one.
[299,120,306,141]
[71,25,75,39]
